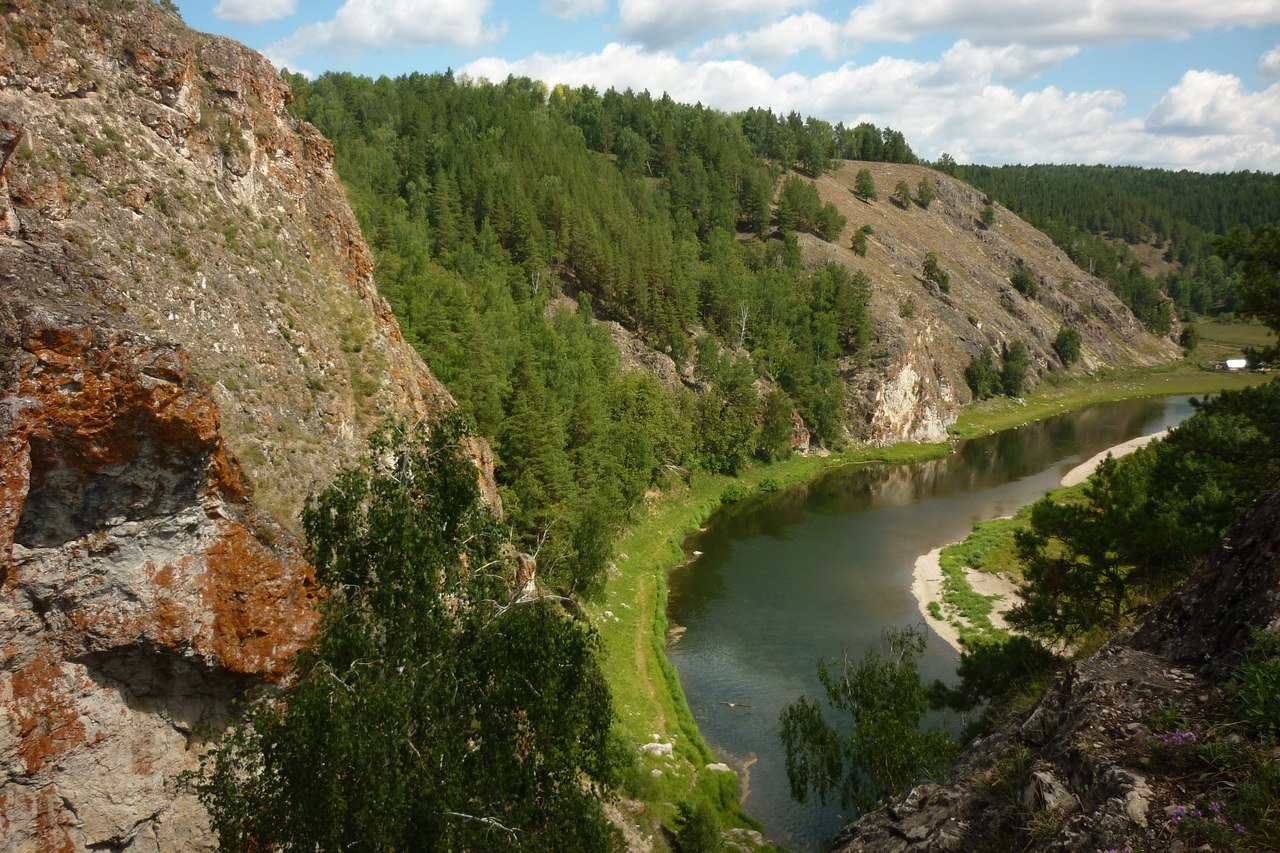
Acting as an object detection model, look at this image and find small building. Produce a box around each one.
[1223,358,1248,371]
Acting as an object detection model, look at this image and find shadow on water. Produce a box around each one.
[666,396,1196,851]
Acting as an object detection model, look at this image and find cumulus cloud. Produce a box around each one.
[541,0,606,21]
[460,42,1280,171]
[267,0,502,66]
[213,0,296,24]
[1146,69,1280,138]
[617,0,808,48]
[846,0,1280,47]
[933,40,1080,84]
[1262,45,1280,80]
[692,12,842,62]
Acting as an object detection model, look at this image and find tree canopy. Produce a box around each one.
[283,71,888,583]
[779,627,957,813]
[189,418,621,851]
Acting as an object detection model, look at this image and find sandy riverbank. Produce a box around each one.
[912,547,1020,654]
[1059,429,1169,487]
[914,428,1172,653]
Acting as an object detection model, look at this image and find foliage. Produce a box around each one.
[758,388,796,462]
[964,348,1002,399]
[720,483,751,504]
[1010,452,1153,640]
[1179,325,1200,355]
[1218,223,1280,338]
[779,627,957,812]
[1052,326,1082,366]
[737,111,916,174]
[284,71,882,589]
[965,343,1031,399]
[922,251,950,292]
[891,179,911,209]
[854,168,878,201]
[1230,629,1280,737]
[979,204,995,228]
[1010,381,1280,644]
[1010,267,1038,297]
[188,419,619,851]
[850,230,868,256]
[1000,340,1029,397]
[960,164,1280,328]
[915,178,935,209]
[778,174,846,241]
[674,800,724,852]
[929,634,1064,730]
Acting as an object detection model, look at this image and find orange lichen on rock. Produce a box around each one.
[200,523,315,677]
[6,654,86,776]
[1,309,317,848]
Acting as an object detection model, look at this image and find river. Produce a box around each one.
[665,395,1197,851]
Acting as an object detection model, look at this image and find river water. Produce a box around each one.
[665,395,1196,851]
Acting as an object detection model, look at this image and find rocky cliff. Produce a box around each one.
[0,0,496,523]
[0,0,492,848]
[0,298,316,850]
[832,490,1280,852]
[800,163,1179,444]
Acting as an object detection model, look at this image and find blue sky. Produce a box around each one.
[176,0,1280,171]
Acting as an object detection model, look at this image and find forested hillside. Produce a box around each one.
[286,71,1179,599]
[286,71,913,596]
[955,164,1280,323]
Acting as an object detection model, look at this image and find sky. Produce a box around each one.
[174,0,1280,172]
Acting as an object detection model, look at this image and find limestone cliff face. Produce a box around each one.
[800,163,1179,444]
[0,0,496,523]
[832,491,1280,852]
[0,1,495,848]
[0,299,316,850]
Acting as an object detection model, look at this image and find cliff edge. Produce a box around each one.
[833,490,1280,852]
[0,1,493,847]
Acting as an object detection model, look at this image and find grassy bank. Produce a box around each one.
[593,344,1268,844]
[952,322,1271,438]
[587,442,949,840]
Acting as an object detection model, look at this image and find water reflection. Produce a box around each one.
[666,396,1195,851]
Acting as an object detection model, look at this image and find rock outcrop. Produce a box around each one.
[1,299,316,850]
[0,0,495,524]
[832,491,1280,852]
[0,1,496,848]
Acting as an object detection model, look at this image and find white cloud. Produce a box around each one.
[617,0,808,47]
[460,41,1280,171]
[692,12,842,62]
[934,40,1079,84]
[267,0,503,66]
[1262,45,1280,80]
[1147,69,1280,137]
[213,0,296,24]
[541,0,606,21]
[845,0,1280,47]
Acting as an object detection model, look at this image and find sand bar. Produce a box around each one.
[914,428,1172,653]
[1060,429,1169,487]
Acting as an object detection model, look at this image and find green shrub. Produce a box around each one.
[1052,326,1082,366]
[1010,268,1038,297]
[1231,630,1280,736]
[674,800,723,852]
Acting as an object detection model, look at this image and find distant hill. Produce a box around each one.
[956,164,1280,319]
[797,161,1175,442]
